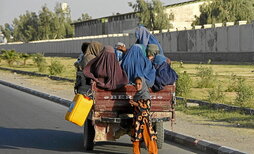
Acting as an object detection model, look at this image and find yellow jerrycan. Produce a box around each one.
[65,94,93,126]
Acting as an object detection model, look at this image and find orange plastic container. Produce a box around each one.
[65,94,93,126]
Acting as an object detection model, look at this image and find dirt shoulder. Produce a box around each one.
[0,70,253,153]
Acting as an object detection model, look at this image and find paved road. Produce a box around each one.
[0,84,204,154]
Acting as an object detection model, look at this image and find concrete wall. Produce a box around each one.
[1,23,254,62]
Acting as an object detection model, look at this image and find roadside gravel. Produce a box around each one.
[0,70,253,153]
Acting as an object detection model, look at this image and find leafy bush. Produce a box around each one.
[225,74,238,92]
[207,59,212,64]
[1,49,20,66]
[207,82,225,103]
[235,78,254,106]
[195,65,216,88]
[19,53,32,65]
[0,53,3,63]
[179,60,184,68]
[48,59,65,75]
[32,53,47,72]
[176,71,192,97]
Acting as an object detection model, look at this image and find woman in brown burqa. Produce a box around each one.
[74,41,103,93]
[83,45,129,90]
[83,41,104,67]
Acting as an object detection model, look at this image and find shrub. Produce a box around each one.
[207,59,212,64]
[207,82,225,103]
[1,49,19,66]
[48,59,65,75]
[235,78,254,106]
[225,74,238,92]
[176,71,192,97]
[179,60,184,68]
[32,53,47,72]
[0,53,2,63]
[19,53,32,65]
[195,65,216,88]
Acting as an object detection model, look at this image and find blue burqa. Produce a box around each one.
[152,55,178,91]
[153,54,167,66]
[121,44,156,88]
[135,26,164,55]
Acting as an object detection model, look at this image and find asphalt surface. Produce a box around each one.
[0,84,204,154]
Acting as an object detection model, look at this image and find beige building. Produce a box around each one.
[165,0,206,30]
[73,0,206,36]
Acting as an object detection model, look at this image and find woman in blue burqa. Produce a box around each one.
[121,44,156,88]
[135,25,164,55]
[146,44,178,91]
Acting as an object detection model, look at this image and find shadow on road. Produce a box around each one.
[0,127,205,153]
[0,127,84,152]
[91,141,133,154]
[0,127,134,153]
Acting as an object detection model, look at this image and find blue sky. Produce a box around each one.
[0,0,191,25]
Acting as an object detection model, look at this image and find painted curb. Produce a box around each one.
[0,67,74,82]
[164,130,246,154]
[176,97,254,115]
[0,79,72,107]
[0,79,247,154]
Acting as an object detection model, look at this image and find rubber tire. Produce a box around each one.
[83,119,95,151]
[154,122,164,149]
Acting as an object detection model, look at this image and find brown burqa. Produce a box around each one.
[83,45,129,90]
[83,41,103,67]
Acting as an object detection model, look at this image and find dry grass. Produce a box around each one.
[1,58,254,108]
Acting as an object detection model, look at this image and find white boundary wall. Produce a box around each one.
[0,23,254,59]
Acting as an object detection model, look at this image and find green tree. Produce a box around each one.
[129,0,173,30]
[0,23,13,42]
[54,2,74,38]
[38,6,55,40]
[10,3,74,42]
[193,0,254,25]
[77,13,92,22]
[12,11,40,42]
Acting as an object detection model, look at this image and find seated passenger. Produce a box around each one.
[135,25,164,55]
[115,42,127,62]
[121,44,155,88]
[74,42,91,94]
[83,41,104,66]
[146,44,178,91]
[83,46,129,90]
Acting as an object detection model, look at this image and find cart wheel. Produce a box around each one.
[154,122,164,149]
[83,119,95,151]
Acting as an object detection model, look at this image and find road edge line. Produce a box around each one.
[0,79,71,107]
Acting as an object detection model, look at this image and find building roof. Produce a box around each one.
[165,0,205,7]
[72,12,136,25]
[72,0,204,25]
